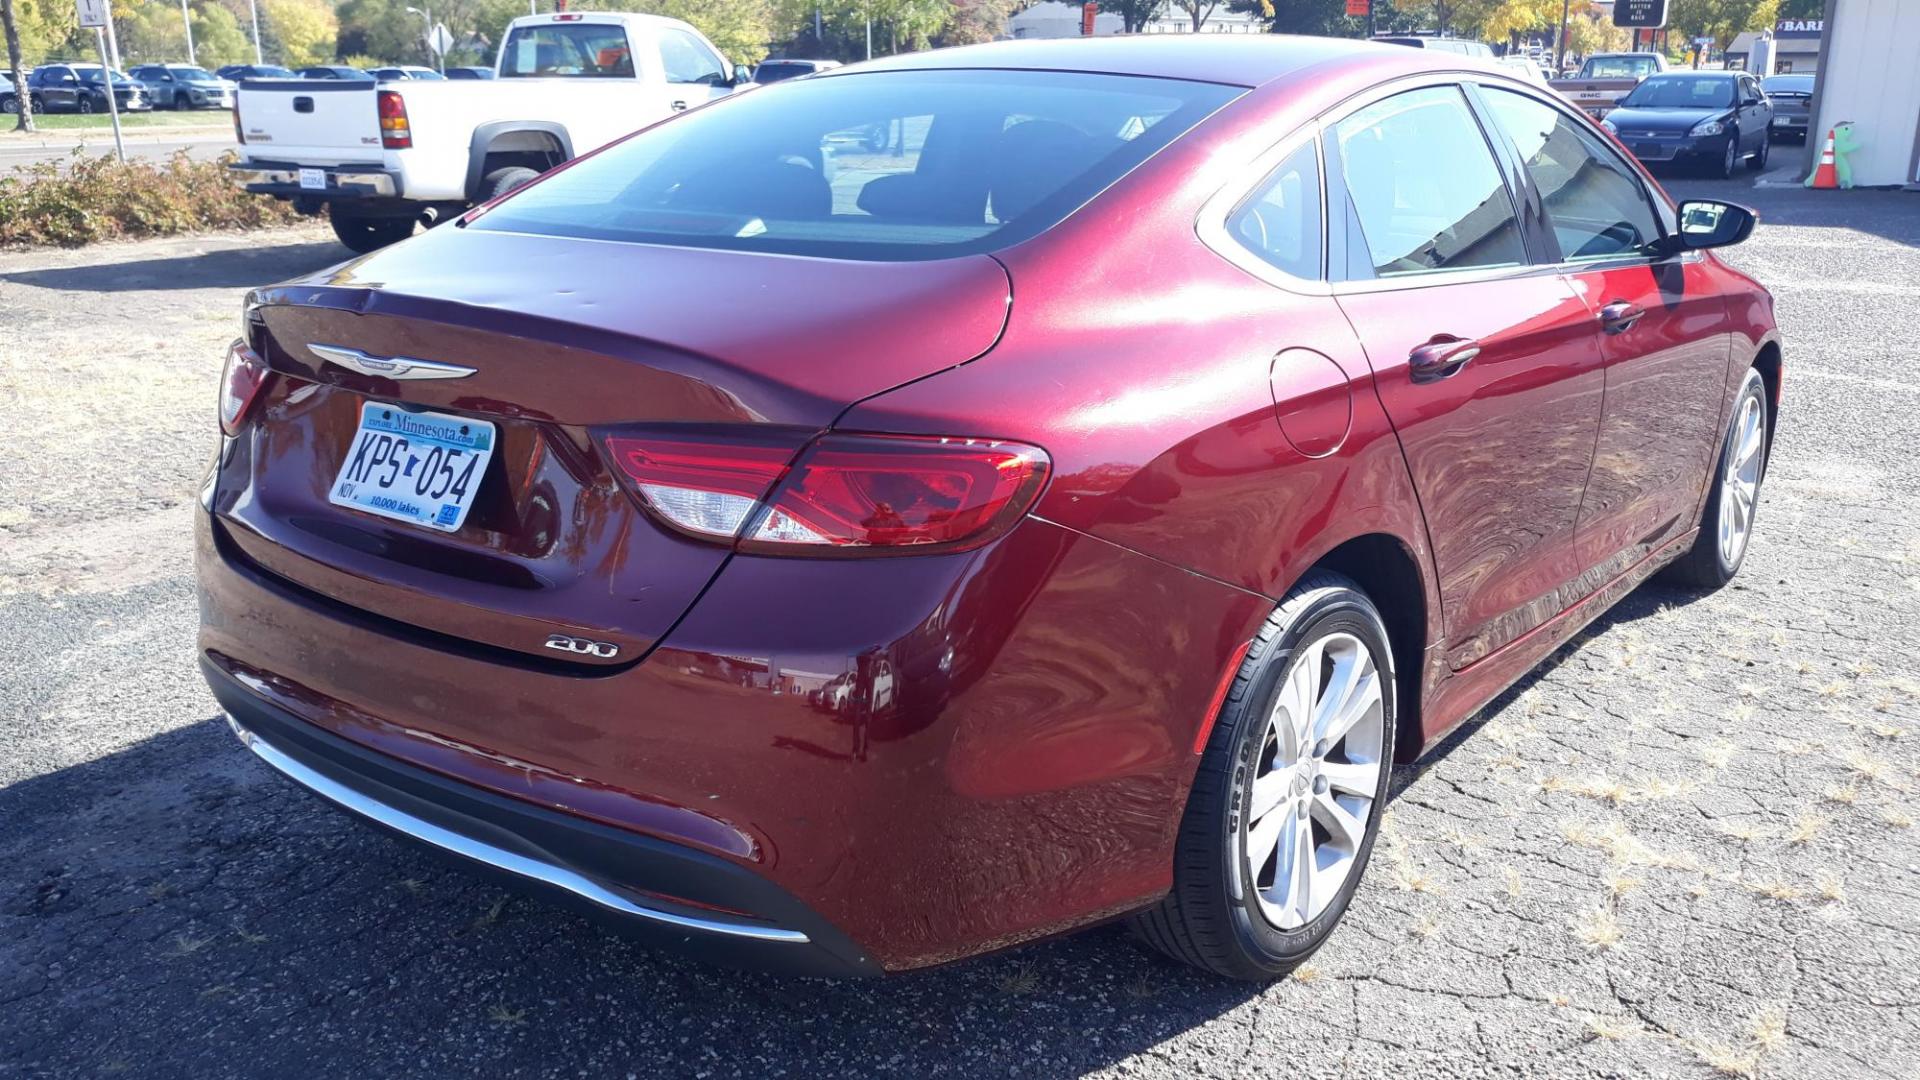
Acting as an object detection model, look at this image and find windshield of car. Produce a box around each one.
[499,23,633,78]
[1583,55,1660,79]
[472,69,1240,261]
[168,66,216,81]
[1762,75,1814,95]
[252,66,293,77]
[1621,75,1735,109]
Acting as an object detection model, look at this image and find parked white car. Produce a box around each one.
[231,11,750,252]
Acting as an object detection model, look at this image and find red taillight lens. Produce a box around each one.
[602,431,1050,555]
[219,340,270,435]
[377,90,411,149]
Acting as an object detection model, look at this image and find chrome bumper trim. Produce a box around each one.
[229,165,399,197]
[226,714,811,945]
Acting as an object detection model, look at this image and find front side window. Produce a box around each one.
[1480,88,1660,261]
[473,69,1240,261]
[1332,85,1526,278]
[1227,140,1322,280]
[658,28,725,85]
[500,24,634,78]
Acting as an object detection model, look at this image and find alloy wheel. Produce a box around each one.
[1243,631,1385,931]
[1718,392,1764,567]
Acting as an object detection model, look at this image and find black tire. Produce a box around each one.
[1661,367,1770,590]
[1,95,16,115]
[79,94,96,115]
[1748,134,1770,171]
[480,166,540,203]
[29,94,44,114]
[861,121,888,152]
[1131,570,1397,981]
[329,212,416,254]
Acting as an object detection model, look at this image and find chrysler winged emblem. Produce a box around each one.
[308,343,475,381]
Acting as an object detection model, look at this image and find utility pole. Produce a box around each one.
[1555,0,1570,72]
[180,0,195,65]
[248,0,262,64]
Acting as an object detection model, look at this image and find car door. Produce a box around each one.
[1475,84,1734,588]
[1739,75,1771,153]
[37,68,78,111]
[1328,83,1606,670]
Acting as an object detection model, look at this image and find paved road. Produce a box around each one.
[1,177,1918,1079]
[0,128,235,171]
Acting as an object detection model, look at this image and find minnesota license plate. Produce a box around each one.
[328,402,495,533]
[299,167,326,190]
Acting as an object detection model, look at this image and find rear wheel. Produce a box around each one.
[480,166,541,203]
[1132,570,1395,980]
[1,96,16,115]
[78,94,96,115]
[329,212,416,254]
[1662,368,1769,589]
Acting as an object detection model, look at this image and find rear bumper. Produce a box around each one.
[231,160,404,200]
[208,656,881,977]
[195,490,1272,971]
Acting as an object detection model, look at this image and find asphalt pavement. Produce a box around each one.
[0,126,236,170]
[1,174,1917,1079]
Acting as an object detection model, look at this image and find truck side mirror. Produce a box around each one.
[731,64,752,87]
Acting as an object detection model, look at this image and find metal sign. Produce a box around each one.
[75,0,108,28]
[1080,2,1096,36]
[1346,0,1370,16]
[426,23,453,55]
[1613,0,1668,29]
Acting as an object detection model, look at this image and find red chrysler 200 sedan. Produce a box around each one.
[199,35,1780,979]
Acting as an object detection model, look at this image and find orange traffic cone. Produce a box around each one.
[1808,128,1840,189]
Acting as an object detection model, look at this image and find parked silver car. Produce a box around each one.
[129,64,235,109]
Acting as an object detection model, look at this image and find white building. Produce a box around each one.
[1799,0,1920,187]
[1006,2,1264,40]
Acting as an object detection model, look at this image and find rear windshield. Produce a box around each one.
[1622,75,1735,109]
[470,69,1241,260]
[1762,76,1813,95]
[500,23,633,78]
[1584,55,1661,79]
[753,62,816,83]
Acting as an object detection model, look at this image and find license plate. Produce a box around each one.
[328,402,495,533]
[298,167,326,191]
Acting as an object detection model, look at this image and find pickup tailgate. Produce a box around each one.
[237,80,383,162]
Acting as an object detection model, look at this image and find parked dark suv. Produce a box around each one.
[24,63,150,113]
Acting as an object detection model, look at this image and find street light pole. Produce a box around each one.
[406,5,441,73]
[179,0,195,65]
[247,0,262,64]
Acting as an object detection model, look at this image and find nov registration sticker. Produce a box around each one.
[329,402,496,533]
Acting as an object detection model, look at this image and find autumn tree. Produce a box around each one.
[1097,0,1167,33]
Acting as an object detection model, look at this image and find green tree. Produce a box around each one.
[191,2,252,66]
[259,0,336,65]
[1098,0,1167,33]
[1667,0,1779,51]
[944,0,1019,45]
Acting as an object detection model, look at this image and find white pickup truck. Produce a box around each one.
[231,11,750,252]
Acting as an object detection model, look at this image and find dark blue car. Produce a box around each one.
[1602,71,1774,177]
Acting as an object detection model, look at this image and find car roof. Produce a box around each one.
[834,35,1447,89]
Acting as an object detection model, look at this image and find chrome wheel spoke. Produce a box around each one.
[1311,791,1367,852]
[1249,769,1290,823]
[1247,803,1286,881]
[1319,758,1380,797]
[1271,811,1316,928]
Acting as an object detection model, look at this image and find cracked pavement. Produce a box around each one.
[3,179,1918,1079]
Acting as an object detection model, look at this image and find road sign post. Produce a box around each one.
[76,0,125,163]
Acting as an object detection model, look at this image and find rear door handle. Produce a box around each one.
[670,99,688,112]
[1600,300,1644,335]
[1408,337,1480,383]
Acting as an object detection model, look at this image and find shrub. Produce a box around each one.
[0,150,311,248]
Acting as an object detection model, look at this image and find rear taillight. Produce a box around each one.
[603,431,1050,556]
[219,340,270,435]
[377,90,411,149]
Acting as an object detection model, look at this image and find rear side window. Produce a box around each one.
[658,28,726,85]
[1480,88,1660,261]
[1332,86,1526,278]
[500,24,634,78]
[753,62,813,84]
[1227,141,1322,280]
[472,69,1241,261]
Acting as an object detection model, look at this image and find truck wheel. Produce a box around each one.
[481,166,541,203]
[330,212,415,254]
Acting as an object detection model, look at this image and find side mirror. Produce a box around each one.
[731,64,752,87]
[1661,199,1757,254]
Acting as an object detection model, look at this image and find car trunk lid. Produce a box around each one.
[236,79,382,163]
[220,228,1011,666]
